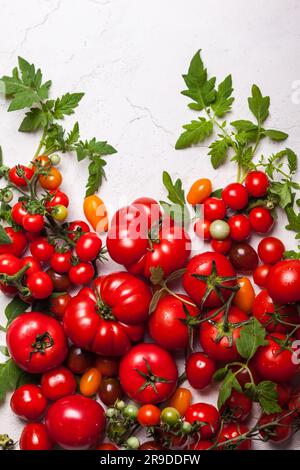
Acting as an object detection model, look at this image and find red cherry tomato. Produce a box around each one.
[258,412,292,443]
[50,251,72,273]
[249,207,274,234]
[21,256,41,277]
[75,232,102,262]
[10,384,48,421]
[68,262,94,285]
[217,423,251,450]
[220,389,252,422]
[27,271,53,299]
[194,219,211,240]
[41,366,77,401]
[211,237,232,254]
[137,404,161,426]
[11,202,28,226]
[228,214,251,241]
[9,165,34,187]
[253,290,300,333]
[222,183,248,210]
[258,237,285,264]
[45,189,69,208]
[0,227,27,257]
[30,237,55,262]
[276,383,292,408]
[203,197,226,221]
[68,220,90,241]
[253,264,271,288]
[0,253,22,275]
[186,352,216,390]
[267,259,300,304]
[185,403,220,439]
[22,214,45,233]
[50,293,71,319]
[20,423,53,450]
[245,170,269,197]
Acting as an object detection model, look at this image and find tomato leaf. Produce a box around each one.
[236,317,268,360]
[211,75,234,117]
[162,171,185,207]
[208,137,230,169]
[213,366,228,382]
[217,369,242,409]
[283,250,300,259]
[255,381,282,414]
[53,93,84,119]
[0,225,12,244]
[5,296,28,326]
[248,84,270,123]
[175,117,213,149]
[0,359,23,401]
[19,107,48,132]
[263,129,288,141]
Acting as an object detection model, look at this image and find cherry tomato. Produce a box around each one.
[228,214,251,241]
[98,378,123,406]
[84,195,108,232]
[52,204,68,221]
[50,293,71,319]
[41,366,77,401]
[23,213,45,233]
[203,197,226,221]
[194,219,211,240]
[249,207,274,233]
[137,404,161,426]
[11,201,28,226]
[216,423,251,450]
[245,170,269,197]
[168,387,192,417]
[209,219,230,240]
[46,268,72,292]
[0,253,22,276]
[185,403,220,439]
[96,443,118,450]
[68,262,94,285]
[94,356,119,377]
[253,290,300,333]
[21,255,41,277]
[187,178,212,205]
[76,232,102,262]
[211,237,232,254]
[229,242,258,273]
[30,237,55,262]
[233,276,255,313]
[186,352,216,390]
[9,165,34,187]
[222,183,248,210]
[66,346,94,374]
[45,189,69,208]
[50,251,72,273]
[161,407,180,425]
[34,155,52,168]
[267,259,300,304]
[10,384,47,421]
[276,383,292,408]
[220,389,252,422]
[27,271,53,299]
[253,263,271,288]
[20,423,53,450]
[258,237,285,264]
[46,395,106,449]
[258,412,292,443]
[68,220,90,241]
[80,367,102,397]
[232,362,260,388]
[39,167,62,190]
[0,227,27,257]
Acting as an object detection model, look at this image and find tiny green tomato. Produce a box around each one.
[182,421,192,433]
[106,408,115,418]
[52,204,68,221]
[209,219,230,240]
[50,154,61,166]
[126,436,140,450]
[123,404,138,419]
[160,407,180,426]
[2,189,13,203]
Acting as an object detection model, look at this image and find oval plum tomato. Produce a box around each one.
[68,262,94,285]
[185,403,220,439]
[266,259,300,304]
[10,384,48,421]
[76,232,102,262]
[0,227,27,256]
[46,395,106,450]
[203,197,226,221]
[229,242,258,273]
[7,312,68,373]
[187,178,212,205]
[253,264,271,288]
[245,170,269,197]
[50,251,72,273]
[66,346,94,374]
[11,201,28,225]
[50,293,71,319]
[21,256,41,277]
[119,343,178,404]
[222,183,248,210]
[220,389,252,422]
[258,237,285,264]
[194,219,211,240]
[68,220,90,241]
[27,271,53,299]
[183,252,236,308]
[94,356,119,377]
[45,189,69,208]
[98,377,123,406]
[254,333,300,382]
[0,253,22,275]
[253,290,300,333]
[20,423,53,450]
[30,237,55,262]
[9,165,34,187]
[216,423,251,450]
[211,237,232,254]
[149,294,199,350]
[258,412,292,443]
[22,213,45,233]
[186,352,216,390]
[80,367,102,397]
[199,306,248,363]
[39,167,62,190]
[137,404,161,426]
[228,214,251,241]
[233,277,255,314]
[168,388,192,416]
[249,207,274,234]
[41,366,77,401]
[46,268,72,292]
[84,195,108,232]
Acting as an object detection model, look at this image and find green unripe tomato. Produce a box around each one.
[182,421,192,433]
[126,436,140,450]
[209,219,230,240]
[160,407,180,426]
[123,404,138,419]
[106,408,115,418]
[50,154,61,166]
[116,400,126,410]
[52,204,68,221]
[2,189,13,203]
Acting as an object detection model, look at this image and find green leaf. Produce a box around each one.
[150,266,165,285]
[263,129,288,141]
[66,122,80,145]
[283,250,300,259]
[162,171,185,207]
[175,118,213,149]
[248,84,270,123]
[53,93,84,119]
[0,346,9,357]
[286,148,297,173]
[0,203,12,225]
[231,120,257,132]
[255,381,282,414]
[75,138,117,162]
[211,188,223,198]
[208,137,230,168]
[269,181,293,209]
[217,369,242,409]
[0,225,12,244]
[213,366,228,382]
[236,317,268,360]
[18,107,47,132]
[5,296,28,326]
[285,206,300,236]
[0,359,24,401]
[211,75,234,117]
[85,157,107,197]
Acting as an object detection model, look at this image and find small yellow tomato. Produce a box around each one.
[187,178,212,205]
[52,204,68,221]
[83,195,108,232]
[79,367,102,397]
[233,277,255,314]
[168,387,192,416]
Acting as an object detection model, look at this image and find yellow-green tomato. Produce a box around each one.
[52,204,68,222]
[160,407,180,426]
[209,219,230,240]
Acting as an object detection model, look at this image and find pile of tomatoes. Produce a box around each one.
[0,158,300,451]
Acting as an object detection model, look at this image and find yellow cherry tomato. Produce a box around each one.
[168,387,192,416]
[187,178,212,205]
[233,277,255,314]
[79,367,102,397]
[83,195,108,232]
[52,204,68,222]
[39,167,62,190]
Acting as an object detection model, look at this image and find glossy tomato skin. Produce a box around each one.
[183,252,236,308]
[245,171,269,197]
[41,366,77,401]
[22,214,45,233]
[46,395,106,450]
[254,333,300,382]
[27,271,53,299]
[0,253,22,275]
[46,268,72,292]
[186,352,216,390]
[9,165,34,187]
[68,220,90,241]
[45,189,69,208]
[220,389,252,422]
[20,423,53,450]
[185,403,220,439]
[80,367,102,397]
[50,293,71,319]
[168,387,192,416]
[228,214,251,241]
[222,183,248,210]
[149,294,199,350]
[98,377,123,406]
[253,264,271,288]
[68,262,94,285]
[7,312,68,373]
[253,290,300,333]
[233,277,255,314]
[211,237,232,254]
[194,219,211,240]
[76,232,102,262]
[249,207,274,233]
[10,384,48,421]
[50,251,72,273]
[229,242,258,273]
[187,178,212,205]
[39,167,62,190]
[0,227,27,257]
[267,259,300,304]
[11,202,28,226]
[203,197,226,221]
[258,413,292,443]
[119,343,178,404]
[30,237,55,262]
[217,423,251,450]
[21,256,41,277]
[66,346,94,374]
[258,237,285,264]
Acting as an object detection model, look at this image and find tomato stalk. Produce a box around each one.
[134,358,173,394]
[29,332,54,359]
[0,434,16,450]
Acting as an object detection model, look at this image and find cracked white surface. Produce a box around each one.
[0,0,300,450]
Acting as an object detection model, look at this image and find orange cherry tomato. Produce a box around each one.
[83,195,108,232]
[39,167,62,190]
[187,178,212,205]
[79,367,102,397]
[168,387,192,416]
[137,404,161,427]
[94,356,119,377]
[233,277,255,314]
[34,155,52,168]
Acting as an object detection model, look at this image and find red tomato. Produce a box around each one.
[245,171,269,197]
[26,271,53,299]
[119,343,178,404]
[9,165,34,187]
[186,352,216,390]
[41,366,77,401]
[10,384,48,421]
[211,237,232,254]
[289,389,300,415]
[20,423,53,450]
[0,227,27,257]
[22,214,45,233]
[7,312,68,373]
[253,290,300,333]
[253,264,271,288]
[137,404,161,426]
[183,252,236,308]
[45,189,69,208]
[220,389,252,422]
[258,237,285,264]
[199,306,248,362]
[50,293,71,319]
[216,423,251,450]
[76,232,102,262]
[185,403,220,439]
[229,242,259,273]
[249,207,274,233]
[228,214,251,241]
[203,197,226,221]
[258,412,292,443]
[66,346,94,374]
[68,220,90,241]
[194,219,211,240]
[21,256,41,277]
[11,202,28,226]
[0,253,22,275]
[276,383,292,408]
[30,237,55,262]
[254,333,300,382]
[266,259,300,304]
[68,262,94,285]
[46,395,106,449]
[222,183,248,210]
[149,294,199,350]
[50,251,72,273]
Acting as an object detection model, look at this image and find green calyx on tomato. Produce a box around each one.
[29,331,54,359]
[135,358,173,394]
[96,300,114,321]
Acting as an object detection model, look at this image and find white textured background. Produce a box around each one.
[0,0,299,450]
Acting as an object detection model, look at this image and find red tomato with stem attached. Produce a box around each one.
[21,256,41,277]
[203,197,226,221]
[258,413,292,443]
[216,423,251,450]
[220,389,252,422]
[30,237,55,262]
[10,384,48,421]
[50,251,72,273]
[11,202,28,226]
[22,214,45,233]
[185,403,220,440]
[45,189,69,208]
[253,290,300,333]
[0,227,27,257]
[9,165,34,187]
[68,262,94,285]
[68,220,90,241]
[75,232,102,262]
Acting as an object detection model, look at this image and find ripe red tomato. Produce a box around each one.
[22,214,45,233]
[137,404,161,426]
[45,189,69,208]
[249,207,274,233]
[194,219,211,240]
[245,170,269,197]
[41,366,77,401]
[75,232,102,262]
[149,294,199,350]
[94,356,119,377]
[228,214,251,241]
[199,306,248,362]
[7,312,68,373]
[9,165,34,187]
[68,220,90,241]
[216,423,251,450]
[183,252,236,308]
[211,237,232,254]
[30,237,55,262]
[50,293,71,319]
[185,403,220,439]
[50,251,72,273]
[0,253,22,275]
[186,352,216,390]
[254,332,300,382]
[222,183,248,210]
[258,237,285,264]
[253,264,271,288]
[20,423,53,450]
[276,383,292,408]
[68,262,94,285]
[0,227,27,257]
[266,259,300,304]
[26,271,53,299]
[203,197,226,221]
[258,413,292,443]
[46,395,106,449]
[253,290,300,333]
[21,256,41,277]
[10,384,48,421]
[66,346,94,374]
[11,202,28,226]
[220,389,252,422]
[119,343,178,404]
